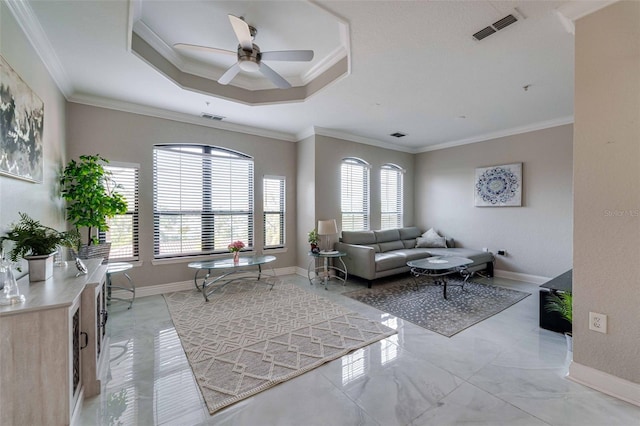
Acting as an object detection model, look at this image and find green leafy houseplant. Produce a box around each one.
[545,292,572,324]
[308,229,320,245]
[60,154,128,247]
[1,212,79,265]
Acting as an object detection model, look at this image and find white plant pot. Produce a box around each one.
[25,253,55,282]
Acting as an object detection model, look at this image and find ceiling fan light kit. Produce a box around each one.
[174,14,314,89]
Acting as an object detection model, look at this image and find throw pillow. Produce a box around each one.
[415,228,447,248]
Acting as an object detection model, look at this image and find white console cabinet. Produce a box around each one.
[0,259,108,425]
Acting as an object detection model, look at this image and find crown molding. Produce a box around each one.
[308,127,417,153]
[68,93,298,142]
[4,0,73,97]
[555,0,620,34]
[416,116,574,153]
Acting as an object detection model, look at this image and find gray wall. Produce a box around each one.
[67,103,297,288]
[295,135,316,268]
[415,125,573,279]
[0,3,67,274]
[573,1,640,384]
[295,134,415,268]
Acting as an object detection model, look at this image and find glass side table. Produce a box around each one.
[106,262,135,309]
[307,251,348,290]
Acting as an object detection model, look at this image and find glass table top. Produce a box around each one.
[188,255,276,270]
[407,256,472,270]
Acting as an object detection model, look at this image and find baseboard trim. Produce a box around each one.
[111,266,298,299]
[568,361,640,407]
[493,269,550,284]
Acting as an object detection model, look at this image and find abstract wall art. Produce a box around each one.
[0,55,44,183]
[474,163,522,207]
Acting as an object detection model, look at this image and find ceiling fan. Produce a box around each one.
[174,14,314,89]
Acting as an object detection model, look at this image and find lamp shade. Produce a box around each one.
[317,219,338,235]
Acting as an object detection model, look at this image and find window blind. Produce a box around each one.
[380,164,404,229]
[153,144,254,258]
[100,164,139,261]
[341,158,370,231]
[263,176,285,248]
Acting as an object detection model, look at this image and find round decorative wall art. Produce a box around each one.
[474,163,522,207]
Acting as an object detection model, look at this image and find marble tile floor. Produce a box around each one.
[78,274,640,426]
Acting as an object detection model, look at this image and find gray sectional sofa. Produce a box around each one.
[334,226,494,287]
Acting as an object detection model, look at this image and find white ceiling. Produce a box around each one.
[16,0,587,152]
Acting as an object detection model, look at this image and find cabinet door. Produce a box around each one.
[70,300,82,416]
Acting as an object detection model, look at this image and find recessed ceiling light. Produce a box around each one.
[390,132,407,138]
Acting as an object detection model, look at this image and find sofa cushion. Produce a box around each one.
[379,240,404,252]
[402,239,417,249]
[374,229,401,243]
[416,228,447,248]
[342,230,376,245]
[402,248,433,261]
[375,251,408,271]
[399,226,421,240]
[364,243,381,253]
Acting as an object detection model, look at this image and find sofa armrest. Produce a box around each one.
[335,242,376,280]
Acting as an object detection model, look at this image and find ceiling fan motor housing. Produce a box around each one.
[238,43,261,72]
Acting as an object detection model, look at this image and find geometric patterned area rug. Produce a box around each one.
[344,276,530,337]
[164,280,396,414]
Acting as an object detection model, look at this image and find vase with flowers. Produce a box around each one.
[228,241,245,263]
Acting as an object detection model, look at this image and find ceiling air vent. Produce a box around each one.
[492,14,518,31]
[390,132,406,138]
[472,13,519,41]
[472,26,496,41]
[201,113,225,121]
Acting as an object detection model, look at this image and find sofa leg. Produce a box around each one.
[368,280,373,289]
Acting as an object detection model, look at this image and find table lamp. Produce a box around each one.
[317,219,338,253]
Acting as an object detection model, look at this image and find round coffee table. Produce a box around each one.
[407,256,472,299]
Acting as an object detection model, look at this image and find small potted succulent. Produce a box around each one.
[308,229,320,253]
[1,212,79,281]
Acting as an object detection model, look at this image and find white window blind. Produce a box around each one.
[153,144,254,258]
[380,164,404,229]
[341,158,370,231]
[263,176,285,249]
[100,163,139,261]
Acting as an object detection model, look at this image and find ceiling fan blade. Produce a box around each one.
[218,63,241,85]
[173,43,236,57]
[259,63,291,89]
[261,50,314,62]
[228,14,253,51]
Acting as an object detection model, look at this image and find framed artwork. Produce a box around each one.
[0,55,44,183]
[474,163,522,207]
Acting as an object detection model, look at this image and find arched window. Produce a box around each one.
[380,163,404,229]
[153,144,254,258]
[341,157,370,231]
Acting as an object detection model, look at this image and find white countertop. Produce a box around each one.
[0,258,106,317]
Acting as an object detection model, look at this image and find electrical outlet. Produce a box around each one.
[589,312,607,333]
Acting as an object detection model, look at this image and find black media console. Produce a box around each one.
[539,269,572,333]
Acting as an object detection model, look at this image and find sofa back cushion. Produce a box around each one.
[378,240,404,252]
[374,229,400,243]
[341,230,376,245]
[399,227,421,240]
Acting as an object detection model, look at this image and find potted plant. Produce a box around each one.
[60,154,127,261]
[308,229,320,253]
[1,212,79,282]
[546,291,573,352]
